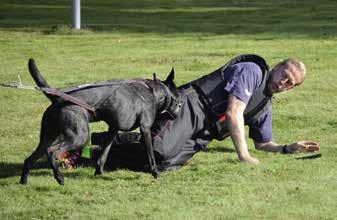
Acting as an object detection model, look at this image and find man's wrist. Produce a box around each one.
[281,144,289,154]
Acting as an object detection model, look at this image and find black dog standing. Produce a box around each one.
[20,59,181,185]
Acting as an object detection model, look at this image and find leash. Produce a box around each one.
[1,76,96,113]
[1,77,163,115]
[1,76,179,118]
[0,75,37,90]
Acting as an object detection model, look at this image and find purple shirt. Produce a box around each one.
[223,62,272,143]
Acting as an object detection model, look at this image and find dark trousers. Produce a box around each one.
[92,87,213,172]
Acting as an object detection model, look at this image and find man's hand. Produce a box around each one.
[226,95,259,164]
[239,155,260,164]
[286,141,320,153]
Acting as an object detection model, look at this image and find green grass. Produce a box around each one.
[1,0,337,219]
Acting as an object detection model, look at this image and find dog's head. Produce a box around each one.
[152,68,182,119]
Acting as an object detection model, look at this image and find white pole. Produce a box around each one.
[72,0,81,29]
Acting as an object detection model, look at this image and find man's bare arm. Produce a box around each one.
[254,141,320,153]
[225,94,260,164]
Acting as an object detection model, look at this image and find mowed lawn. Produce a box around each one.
[1,0,337,219]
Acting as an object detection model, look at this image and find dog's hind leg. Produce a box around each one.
[20,111,59,185]
[20,134,64,185]
[141,125,160,178]
[47,107,90,185]
[20,143,45,184]
[94,128,117,176]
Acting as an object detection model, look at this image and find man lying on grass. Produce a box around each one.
[62,54,320,172]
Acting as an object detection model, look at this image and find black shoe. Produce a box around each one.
[91,132,110,145]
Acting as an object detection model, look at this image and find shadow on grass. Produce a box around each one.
[0,158,148,181]
[0,160,50,179]
[0,145,234,180]
[0,0,336,37]
[204,146,235,153]
[88,173,143,182]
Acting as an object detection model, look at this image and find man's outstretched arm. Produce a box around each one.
[254,141,320,153]
[225,94,260,164]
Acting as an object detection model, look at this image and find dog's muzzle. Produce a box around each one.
[165,96,183,119]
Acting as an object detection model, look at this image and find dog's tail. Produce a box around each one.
[28,58,56,103]
[28,59,50,88]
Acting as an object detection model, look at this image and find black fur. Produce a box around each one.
[20,59,179,185]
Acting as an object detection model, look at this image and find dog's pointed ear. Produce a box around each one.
[153,72,157,82]
[165,67,175,83]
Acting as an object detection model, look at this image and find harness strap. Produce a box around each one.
[39,80,166,118]
[39,87,96,113]
[60,79,149,93]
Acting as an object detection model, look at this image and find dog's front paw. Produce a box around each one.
[151,169,160,179]
[94,166,103,176]
[19,176,28,185]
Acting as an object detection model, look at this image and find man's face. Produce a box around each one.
[267,63,302,94]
